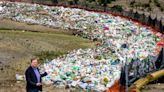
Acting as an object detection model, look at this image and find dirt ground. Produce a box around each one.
[0,80,81,92]
[141,83,164,92]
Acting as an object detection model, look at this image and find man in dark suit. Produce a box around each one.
[25,58,48,92]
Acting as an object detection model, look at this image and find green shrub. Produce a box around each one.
[154,0,160,7]
[142,3,150,8]
[130,1,136,7]
[94,55,102,60]
[35,51,66,63]
[111,5,123,12]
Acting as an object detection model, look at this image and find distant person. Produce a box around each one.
[25,58,47,92]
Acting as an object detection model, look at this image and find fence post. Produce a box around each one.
[161,47,164,69]
[155,17,160,29]
[159,20,162,32]
[125,57,129,92]
[131,9,136,19]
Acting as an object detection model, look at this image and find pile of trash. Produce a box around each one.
[0,1,162,91]
[40,48,122,91]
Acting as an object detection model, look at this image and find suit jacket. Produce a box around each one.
[25,66,47,91]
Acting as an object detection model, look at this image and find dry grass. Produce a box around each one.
[107,0,164,17]
[0,29,95,80]
[0,19,96,92]
[0,19,72,35]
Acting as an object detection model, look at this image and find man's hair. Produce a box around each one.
[31,57,38,63]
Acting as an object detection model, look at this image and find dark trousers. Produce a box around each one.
[27,88,40,92]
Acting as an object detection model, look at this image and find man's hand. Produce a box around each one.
[36,83,42,86]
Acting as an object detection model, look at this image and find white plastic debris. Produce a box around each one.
[15,74,24,81]
[0,1,162,91]
[0,6,3,11]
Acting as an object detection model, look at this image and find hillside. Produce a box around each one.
[0,19,95,92]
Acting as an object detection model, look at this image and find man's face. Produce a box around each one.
[31,59,38,68]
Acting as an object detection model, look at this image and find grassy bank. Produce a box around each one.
[0,19,95,82]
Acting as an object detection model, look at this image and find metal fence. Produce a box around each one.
[120,47,164,92]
